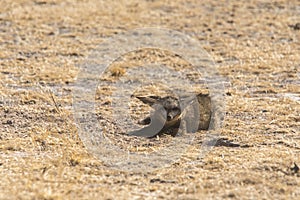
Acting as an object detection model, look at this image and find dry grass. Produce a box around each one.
[0,0,299,199]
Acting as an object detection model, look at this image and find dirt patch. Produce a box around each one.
[0,0,299,199]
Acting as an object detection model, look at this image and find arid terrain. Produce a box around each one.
[0,0,299,199]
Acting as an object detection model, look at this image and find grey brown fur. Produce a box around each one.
[128,93,212,137]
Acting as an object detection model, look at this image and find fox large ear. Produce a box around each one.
[134,95,161,106]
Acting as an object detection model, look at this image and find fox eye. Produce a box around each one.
[171,107,180,113]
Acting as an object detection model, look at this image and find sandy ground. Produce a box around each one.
[0,0,299,199]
